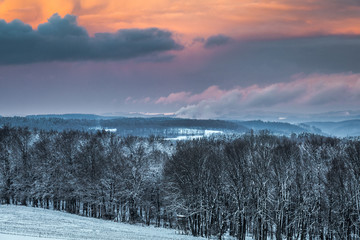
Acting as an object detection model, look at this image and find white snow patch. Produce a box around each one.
[90,127,117,132]
[0,233,61,240]
[165,135,203,141]
[204,130,223,136]
[165,129,223,141]
[0,205,204,240]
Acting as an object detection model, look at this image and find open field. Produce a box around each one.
[0,205,203,240]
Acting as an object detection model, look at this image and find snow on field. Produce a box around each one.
[90,127,117,132]
[0,205,201,240]
[165,129,224,141]
[204,130,223,136]
[165,135,203,141]
[0,233,60,240]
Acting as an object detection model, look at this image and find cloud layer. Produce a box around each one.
[0,13,182,64]
[204,34,231,48]
[154,73,360,119]
[2,0,360,40]
[0,1,359,117]
[155,86,226,104]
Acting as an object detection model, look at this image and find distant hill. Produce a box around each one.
[25,114,116,120]
[304,119,360,137]
[0,116,247,137]
[1,114,359,137]
[238,120,313,135]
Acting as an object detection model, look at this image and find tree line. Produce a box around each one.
[0,116,246,137]
[0,126,359,240]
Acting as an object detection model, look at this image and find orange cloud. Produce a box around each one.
[0,0,73,27]
[0,0,359,40]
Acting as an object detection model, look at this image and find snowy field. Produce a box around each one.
[0,205,204,240]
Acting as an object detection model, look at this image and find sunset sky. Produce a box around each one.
[1,0,360,119]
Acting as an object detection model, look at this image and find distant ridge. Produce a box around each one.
[238,120,315,135]
[25,113,118,120]
[305,119,360,137]
[1,115,360,137]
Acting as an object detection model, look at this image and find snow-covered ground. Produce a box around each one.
[0,233,59,240]
[0,205,202,240]
[165,129,224,141]
[90,127,117,132]
[165,135,203,141]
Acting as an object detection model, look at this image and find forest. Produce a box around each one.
[0,125,360,240]
[0,116,315,137]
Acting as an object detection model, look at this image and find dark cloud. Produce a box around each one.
[204,34,231,48]
[0,13,183,64]
[268,35,360,72]
[37,14,88,37]
[189,34,360,89]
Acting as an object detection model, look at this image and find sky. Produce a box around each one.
[0,0,360,119]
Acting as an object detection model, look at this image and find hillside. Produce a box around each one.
[0,205,203,240]
[305,119,360,137]
[0,116,247,137]
[238,120,312,135]
[2,115,360,137]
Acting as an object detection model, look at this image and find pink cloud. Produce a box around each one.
[172,73,360,119]
[155,91,191,104]
[155,85,226,104]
